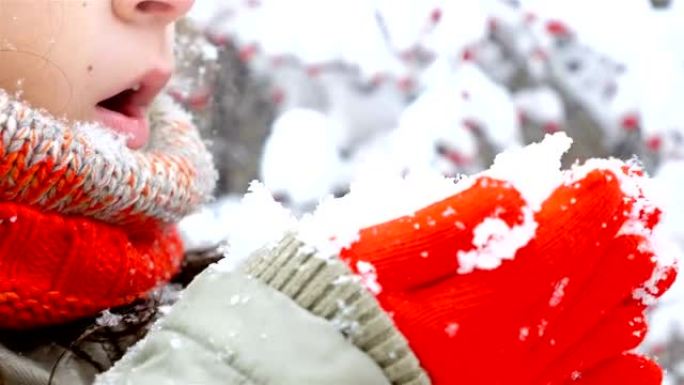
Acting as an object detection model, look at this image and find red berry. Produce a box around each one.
[371,73,386,87]
[270,55,286,67]
[186,87,213,111]
[621,113,641,132]
[461,47,476,62]
[430,8,443,24]
[206,32,231,47]
[271,88,286,106]
[306,65,323,78]
[398,77,415,92]
[488,17,499,32]
[532,47,548,61]
[646,136,663,152]
[462,119,481,134]
[543,121,561,133]
[238,44,258,63]
[546,20,571,37]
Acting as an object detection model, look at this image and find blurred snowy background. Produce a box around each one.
[172,0,684,383]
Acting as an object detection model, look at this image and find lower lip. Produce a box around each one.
[94,106,150,150]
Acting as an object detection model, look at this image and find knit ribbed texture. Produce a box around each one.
[0,90,217,225]
[0,200,185,329]
[0,88,214,328]
[241,234,431,385]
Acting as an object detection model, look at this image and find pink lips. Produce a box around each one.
[95,104,150,149]
[95,70,172,150]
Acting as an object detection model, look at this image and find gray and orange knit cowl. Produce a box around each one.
[0,89,217,329]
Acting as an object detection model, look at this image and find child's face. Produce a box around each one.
[0,0,194,149]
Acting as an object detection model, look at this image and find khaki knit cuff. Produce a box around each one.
[241,234,431,385]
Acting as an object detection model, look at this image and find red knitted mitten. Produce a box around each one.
[340,168,675,385]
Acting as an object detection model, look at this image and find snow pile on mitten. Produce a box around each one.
[220,133,675,384]
[314,132,675,385]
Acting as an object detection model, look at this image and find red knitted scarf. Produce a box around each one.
[0,90,217,329]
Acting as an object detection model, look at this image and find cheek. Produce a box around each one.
[0,50,80,118]
[0,1,97,120]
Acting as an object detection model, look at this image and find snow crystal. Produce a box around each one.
[297,168,464,257]
[72,121,133,163]
[643,268,684,348]
[212,182,297,272]
[96,310,124,328]
[177,195,242,251]
[355,261,382,295]
[537,319,549,337]
[564,157,679,306]
[457,209,538,274]
[444,322,460,338]
[549,277,570,307]
[570,370,582,380]
[486,132,572,211]
[299,133,569,266]
[442,206,456,217]
[0,215,18,225]
[169,337,183,349]
[331,298,363,337]
[639,160,684,349]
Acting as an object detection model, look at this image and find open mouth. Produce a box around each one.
[97,87,143,119]
[95,70,171,150]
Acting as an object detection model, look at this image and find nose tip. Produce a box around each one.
[114,0,195,25]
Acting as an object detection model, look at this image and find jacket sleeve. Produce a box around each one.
[95,264,391,385]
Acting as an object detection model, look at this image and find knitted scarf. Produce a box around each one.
[0,89,217,329]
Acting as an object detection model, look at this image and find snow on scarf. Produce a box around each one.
[0,90,217,329]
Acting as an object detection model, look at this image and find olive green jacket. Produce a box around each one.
[0,235,429,385]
